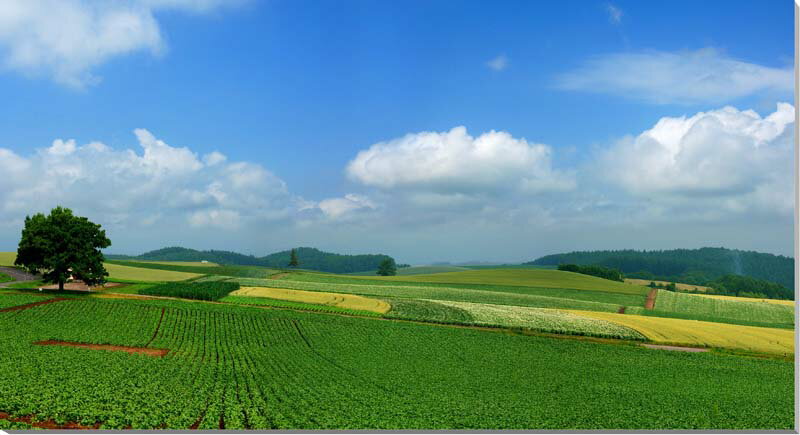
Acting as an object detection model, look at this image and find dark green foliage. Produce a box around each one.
[0,297,792,429]
[383,298,475,324]
[557,264,624,282]
[109,246,396,274]
[139,281,239,301]
[530,247,793,290]
[288,249,299,267]
[16,206,111,290]
[707,274,791,300]
[376,258,397,276]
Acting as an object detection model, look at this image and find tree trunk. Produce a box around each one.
[58,280,64,291]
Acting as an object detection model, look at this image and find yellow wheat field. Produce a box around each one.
[233,286,390,314]
[569,310,794,355]
[693,293,795,306]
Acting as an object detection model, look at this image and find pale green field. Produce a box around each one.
[104,263,201,282]
[654,290,794,325]
[135,260,220,267]
[347,265,471,276]
[0,252,16,266]
[351,269,648,295]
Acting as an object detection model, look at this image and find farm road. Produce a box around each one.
[0,266,39,287]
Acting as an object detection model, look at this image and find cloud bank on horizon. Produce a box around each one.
[0,1,792,262]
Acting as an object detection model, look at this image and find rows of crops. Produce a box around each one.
[139,282,240,301]
[429,300,645,340]
[220,295,382,317]
[653,290,794,327]
[230,287,390,314]
[234,277,627,312]
[0,292,53,309]
[0,297,793,429]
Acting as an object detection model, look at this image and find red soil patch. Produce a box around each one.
[617,306,626,314]
[641,343,709,353]
[0,411,100,430]
[34,340,169,357]
[644,289,658,309]
[0,297,67,312]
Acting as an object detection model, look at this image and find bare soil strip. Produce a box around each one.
[0,411,100,430]
[34,340,170,357]
[617,306,626,314]
[641,343,709,353]
[644,289,657,309]
[0,297,67,312]
[268,272,290,279]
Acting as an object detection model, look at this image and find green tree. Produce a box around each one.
[288,248,299,268]
[15,206,111,291]
[376,258,397,276]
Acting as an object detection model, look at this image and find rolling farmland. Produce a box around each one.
[229,286,390,314]
[0,294,793,429]
[571,310,794,355]
[653,290,794,326]
[104,263,202,282]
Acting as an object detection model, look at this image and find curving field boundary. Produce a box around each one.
[231,287,391,314]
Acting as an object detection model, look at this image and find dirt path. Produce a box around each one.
[644,289,658,309]
[0,266,39,287]
[33,340,170,357]
[0,297,67,312]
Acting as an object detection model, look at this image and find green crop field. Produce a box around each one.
[0,272,12,283]
[347,265,471,276]
[653,290,794,327]
[107,260,276,278]
[0,292,53,309]
[234,277,628,312]
[0,295,792,429]
[349,269,647,295]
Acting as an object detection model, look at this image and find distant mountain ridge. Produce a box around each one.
[107,246,395,274]
[528,247,793,289]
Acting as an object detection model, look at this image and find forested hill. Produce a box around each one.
[528,247,793,289]
[107,246,394,274]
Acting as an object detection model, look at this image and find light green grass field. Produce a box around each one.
[104,263,201,282]
[347,265,471,276]
[0,252,16,266]
[345,269,648,295]
[653,290,794,326]
[234,277,628,312]
[135,260,219,267]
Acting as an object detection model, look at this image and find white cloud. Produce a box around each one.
[346,126,574,195]
[605,3,622,24]
[0,129,295,233]
[317,194,376,219]
[486,54,508,71]
[556,48,793,104]
[0,0,238,88]
[599,102,794,216]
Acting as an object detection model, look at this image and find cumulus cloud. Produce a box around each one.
[0,0,238,88]
[486,54,508,71]
[556,48,792,104]
[599,102,794,216]
[0,129,295,232]
[346,126,575,195]
[317,194,377,219]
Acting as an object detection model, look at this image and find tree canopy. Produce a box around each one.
[15,206,111,290]
[376,258,397,276]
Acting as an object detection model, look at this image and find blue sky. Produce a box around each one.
[0,0,794,263]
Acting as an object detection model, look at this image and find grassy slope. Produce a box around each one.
[347,265,471,276]
[653,290,794,326]
[230,286,390,314]
[235,277,628,312]
[625,278,712,292]
[107,260,275,278]
[696,293,796,306]
[0,252,15,266]
[104,263,201,282]
[571,310,794,355]
[341,269,648,295]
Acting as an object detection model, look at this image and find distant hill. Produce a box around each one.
[527,247,793,290]
[107,246,395,274]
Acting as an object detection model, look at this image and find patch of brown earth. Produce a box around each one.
[0,411,100,430]
[641,343,709,352]
[0,297,67,312]
[34,340,169,357]
[644,289,657,309]
[617,306,626,314]
[268,272,290,279]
